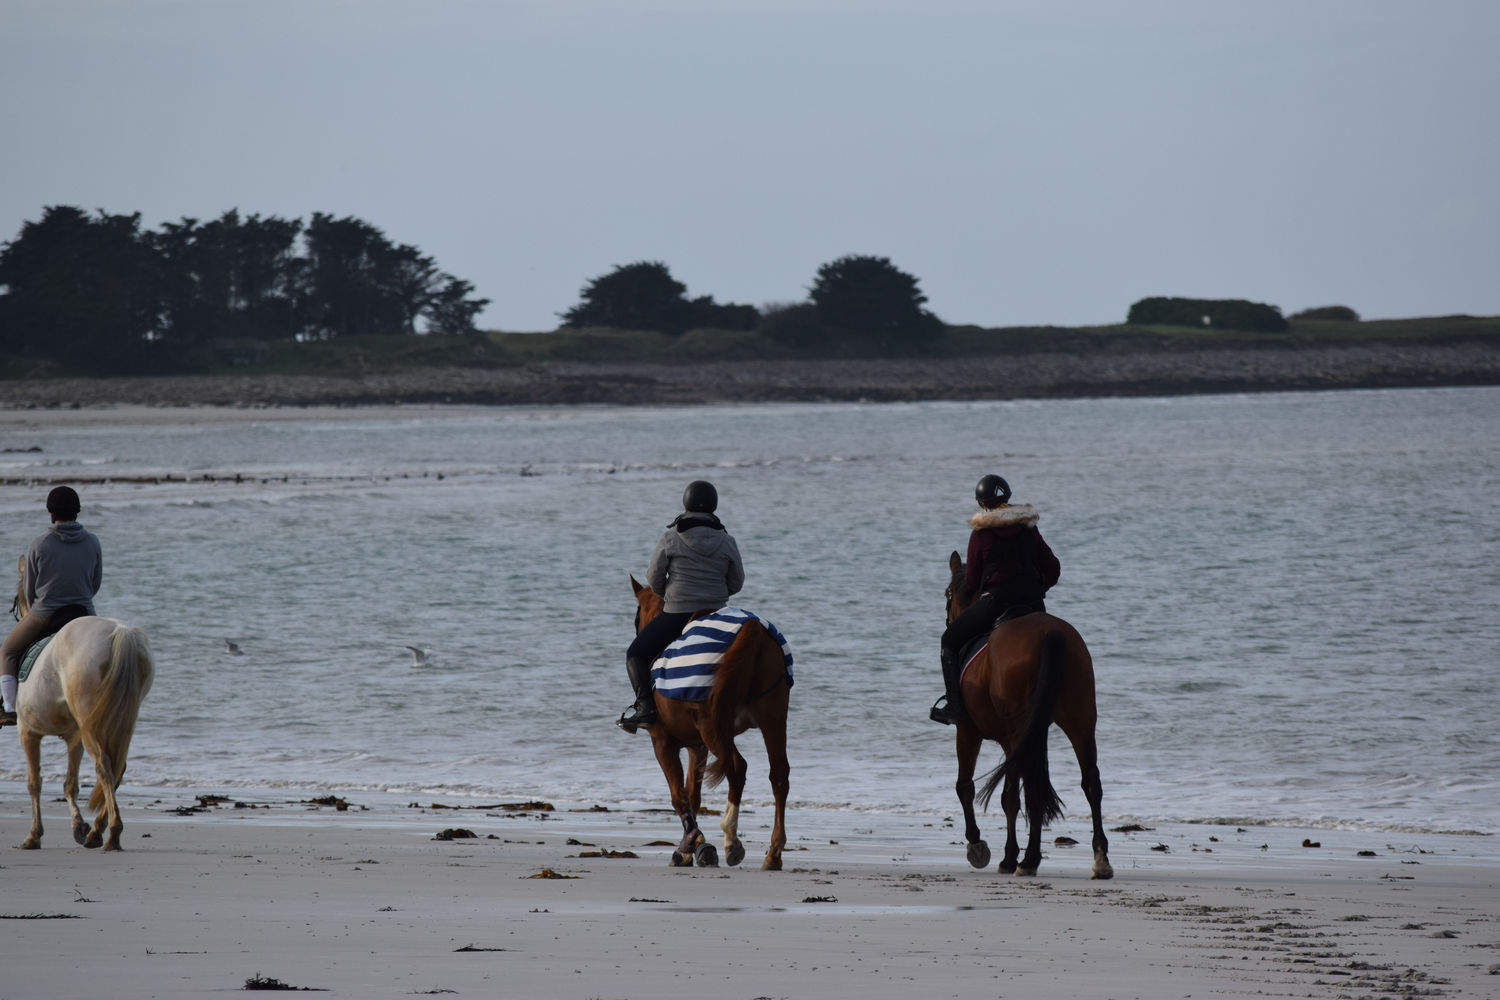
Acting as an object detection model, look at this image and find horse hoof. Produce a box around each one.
[73,824,90,846]
[966,841,991,869]
[693,842,719,868]
[726,841,746,868]
[670,851,693,867]
[84,835,103,850]
[1015,865,1038,877]
[761,855,782,872]
[20,838,40,850]
[1092,861,1114,880]
[997,859,1017,875]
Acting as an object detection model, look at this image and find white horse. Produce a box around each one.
[11,556,153,850]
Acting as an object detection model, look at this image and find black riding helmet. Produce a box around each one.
[975,474,1011,510]
[46,485,82,520]
[682,480,718,513]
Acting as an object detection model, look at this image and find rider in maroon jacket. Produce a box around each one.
[930,474,1059,725]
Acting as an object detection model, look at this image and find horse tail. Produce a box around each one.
[85,625,154,812]
[703,622,768,789]
[978,629,1066,826]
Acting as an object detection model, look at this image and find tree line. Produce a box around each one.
[2,204,1353,374]
[0,206,490,370]
[559,256,942,349]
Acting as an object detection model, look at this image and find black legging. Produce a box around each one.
[941,592,1003,659]
[626,611,694,697]
[942,592,1046,658]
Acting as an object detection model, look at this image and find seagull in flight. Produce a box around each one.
[224,639,243,656]
[404,645,432,667]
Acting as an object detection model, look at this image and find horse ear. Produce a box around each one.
[949,550,963,574]
[630,574,643,595]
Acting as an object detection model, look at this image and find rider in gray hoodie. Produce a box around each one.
[618,480,745,733]
[2,486,103,725]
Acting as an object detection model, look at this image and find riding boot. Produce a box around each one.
[616,655,658,734]
[929,647,967,725]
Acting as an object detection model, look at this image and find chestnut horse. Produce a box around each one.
[630,577,791,869]
[11,556,154,851]
[943,551,1112,879]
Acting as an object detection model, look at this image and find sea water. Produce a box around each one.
[1,387,1496,836]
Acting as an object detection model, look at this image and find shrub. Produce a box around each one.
[1290,305,1360,322]
[1126,296,1289,332]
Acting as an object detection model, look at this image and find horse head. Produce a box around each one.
[945,550,977,625]
[630,574,664,632]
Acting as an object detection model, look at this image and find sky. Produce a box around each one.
[2,0,1497,331]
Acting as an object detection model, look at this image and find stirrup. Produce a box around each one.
[929,696,963,726]
[616,703,655,734]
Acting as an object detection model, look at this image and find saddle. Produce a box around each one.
[17,603,90,682]
[957,600,1048,670]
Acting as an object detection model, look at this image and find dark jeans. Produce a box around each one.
[625,611,694,698]
[941,593,1003,660]
[941,592,1046,658]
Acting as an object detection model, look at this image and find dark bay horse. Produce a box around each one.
[630,577,791,870]
[943,551,1112,879]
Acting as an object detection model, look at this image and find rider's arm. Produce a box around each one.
[645,532,672,594]
[1032,529,1060,590]
[964,531,986,591]
[723,535,745,597]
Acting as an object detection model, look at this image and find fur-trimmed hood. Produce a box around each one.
[968,504,1040,531]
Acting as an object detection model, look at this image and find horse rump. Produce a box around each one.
[977,629,1066,827]
[82,624,154,810]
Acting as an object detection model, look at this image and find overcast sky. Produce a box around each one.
[3,0,1496,331]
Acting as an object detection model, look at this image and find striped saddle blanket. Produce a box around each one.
[651,608,794,702]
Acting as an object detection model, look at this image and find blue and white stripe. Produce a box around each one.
[650,607,793,702]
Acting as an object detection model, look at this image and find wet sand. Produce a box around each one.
[1,790,1495,999]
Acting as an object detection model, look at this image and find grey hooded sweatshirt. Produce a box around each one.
[646,517,745,614]
[24,521,103,615]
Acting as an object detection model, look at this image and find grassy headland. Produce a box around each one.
[3,315,1497,408]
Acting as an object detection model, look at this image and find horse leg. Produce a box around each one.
[20,728,45,849]
[1016,785,1045,876]
[758,709,789,871]
[718,769,745,869]
[1070,733,1113,879]
[82,734,123,850]
[955,724,990,869]
[993,768,1021,873]
[652,737,702,866]
[686,744,719,868]
[63,737,90,845]
[687,745,705,819]
[701,742,745,870]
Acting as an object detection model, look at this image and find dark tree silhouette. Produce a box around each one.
[0,206,160,369]
[1126,296,1289,332]
[425,277,491,335]
[1,206,491,366]
[1291,305,1360,322]
[809,254,941,344]
[560,261,694,333]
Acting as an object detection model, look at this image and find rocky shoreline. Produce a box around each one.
[3,341,1498,409]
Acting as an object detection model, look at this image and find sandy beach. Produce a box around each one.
[2,789,1495,1000]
